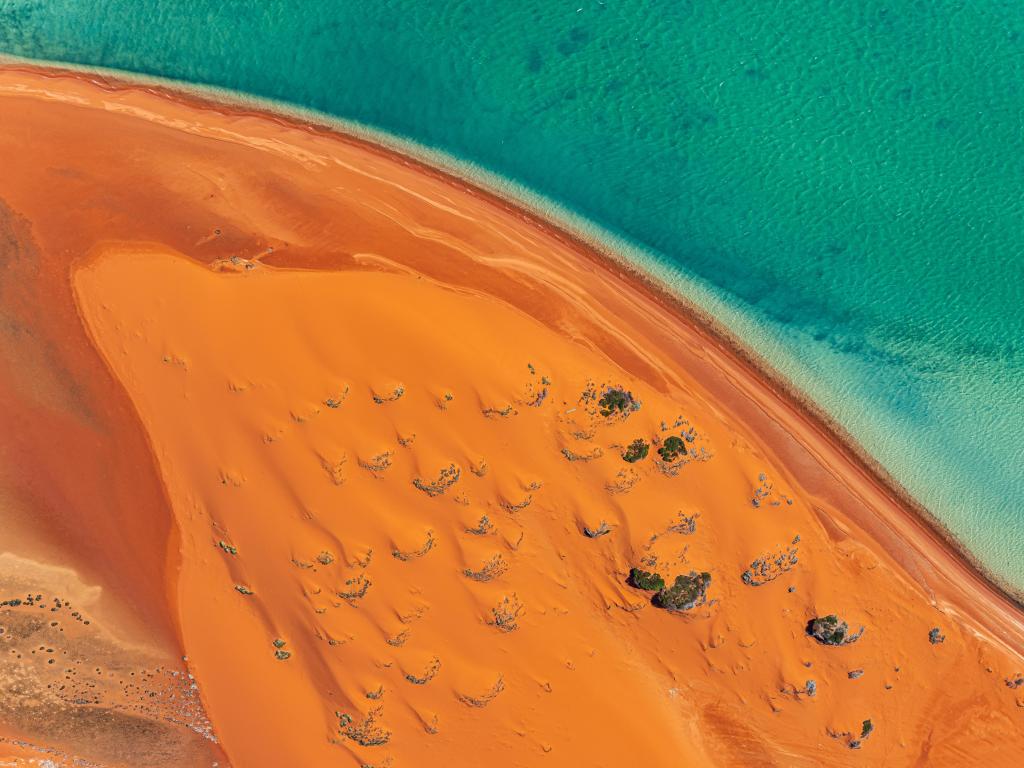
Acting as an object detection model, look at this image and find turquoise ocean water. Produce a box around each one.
[2,1,1022,588]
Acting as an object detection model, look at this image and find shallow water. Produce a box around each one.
[2,1,1022,586]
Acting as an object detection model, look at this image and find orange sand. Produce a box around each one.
[1,64,1024,767]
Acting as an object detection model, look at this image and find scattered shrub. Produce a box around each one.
[562,446,604,462]
[667,511,699,535]
[488,594,524,632]
[456,675,505,708]
[339,706,391,746]
[500,494,532,512]
[621,439,650,463]
[807,615,864,646]
[316,551,335,566]
[413,464,461,497]
[466,515,493,536]
[598,387,640,417]
[464,554,509,582]
[741,542,799,586]
[393,530,436,561]
[654,571,711,612]
[657,435,687,462]
[405,657,441,685]
[372,385,404,404]
[628,567,666,591]
[338,574,371,601]
[359,451,394,473]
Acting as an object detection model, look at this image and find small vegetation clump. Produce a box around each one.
[338,574,372,601]
[393,530,436,561]
[488,594,524,633]
[385,630,410,648]
[316,551,335,566]
[405,657,441,685]
[527,387,549,407]
[359,451,394,473]
[621,439,650,463]
[457,675,505,708]
[741,541,799,586]
[466,515,493,536]
[628,568,666,592]
[500,494,532,512]
[583,521,610,538]
[667,511,699,535]
[598,386,640,417]
[217,540,238,556]
[849,719,874,750]
[413,464,461,497]
[604,468,639,494]
[372,384,405,404]
[324,385,350,409]
[654,571,712,612]
[561,446,603,462]
[339,707,391,747]
[322,455,347,486]
[657,435,688,462]
[928,627,946,644]
[273,639,290,660]
[234,584,253,596]
[464,554,509,582]
[481,404,516,418]
[807,615,864,646]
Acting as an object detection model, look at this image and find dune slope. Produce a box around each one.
[2,65,1024,766]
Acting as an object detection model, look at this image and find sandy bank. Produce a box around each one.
[1,63,1023,766]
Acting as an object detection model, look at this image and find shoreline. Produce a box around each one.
[3,58,1023,625]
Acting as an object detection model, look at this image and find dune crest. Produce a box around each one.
[1,65,1023,766]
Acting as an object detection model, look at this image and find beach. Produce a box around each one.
[1,64,1023,766]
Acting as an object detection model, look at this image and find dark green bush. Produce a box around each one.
[657,435,687,462]
[654,571,711,611]
[622,438,650,463]
[628,567,665,591]
[807,614,864,646]
[598,387,639,417]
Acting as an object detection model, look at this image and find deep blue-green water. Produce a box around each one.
[2,1,1022,587]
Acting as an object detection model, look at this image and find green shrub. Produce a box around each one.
[628,567,665,591]
[807,614,864,646]
[657,435,687,462]
[598,387,639,417]
[622,438,650,463]
[654,571,711,611]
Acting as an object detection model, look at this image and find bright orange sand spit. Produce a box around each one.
[1,65,1023,767]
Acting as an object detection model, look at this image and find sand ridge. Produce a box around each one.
[1,64,1023,766]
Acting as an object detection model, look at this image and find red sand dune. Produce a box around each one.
[1,65,1023,767]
